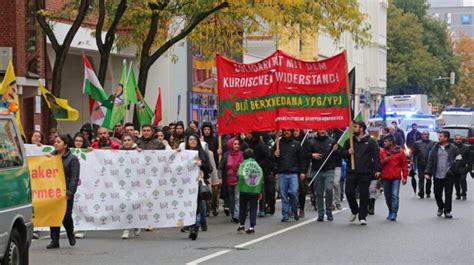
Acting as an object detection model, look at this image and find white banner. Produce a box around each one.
[25,145,200,230]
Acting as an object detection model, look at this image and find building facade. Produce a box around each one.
[427,0,474,39]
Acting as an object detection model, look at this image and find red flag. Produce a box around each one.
[153,87,162,125]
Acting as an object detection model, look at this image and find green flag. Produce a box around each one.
[135,88,153,126]
[107,60,128,127]
[338,111,363,147]
[125,63,138,105]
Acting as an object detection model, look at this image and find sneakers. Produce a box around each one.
[426,194,431,198]
[349,214,357,222]
[281,217,289,222]
[134,228,141,237]
[462,195,467,201]
[298,209,305,218]
[32,231,40,239]
[335,204,342,211]
[224,208,230,216]
[258,211,266,218]
[326,211,333,221]
[418,192,424,199]
[389,212,397,221]
[359,219,367,225]
[75,232,85,239]
[444,212,453,219]
[144,226,152,232]
[245,227,255,234]
[317,215,324,222]
[201,224,208,232]
[437,209,443,217]
[231,217,239,223]
[237,225,245,233]
[121,230,129,239]
[456,196,461,200]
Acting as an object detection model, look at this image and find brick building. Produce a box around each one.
[0,0,52,140]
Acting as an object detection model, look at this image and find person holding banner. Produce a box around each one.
[272,129,306,222]
[47,135,80,249]
[185,134,212,240]
[91,127,120,150]
[306,130,339,222]
[341,121,382,225]
[120,133,143,239]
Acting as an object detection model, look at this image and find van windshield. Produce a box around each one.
[0,119,23,168]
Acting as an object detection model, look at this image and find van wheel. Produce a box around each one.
[3,228,23,265]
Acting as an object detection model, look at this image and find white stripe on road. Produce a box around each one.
[186,208,348,265]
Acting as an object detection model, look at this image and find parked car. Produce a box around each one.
[0,107,32,265]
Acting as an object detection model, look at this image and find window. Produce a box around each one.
[0,119,24,169]
[461,15,472,25]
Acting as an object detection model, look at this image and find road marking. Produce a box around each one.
[33,232,66,241]
[186,208,347,265]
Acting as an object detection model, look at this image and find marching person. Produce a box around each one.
[272,129,306,222]
[185,134,212,240]
[391,121,405,147]
[173,121,186,149]
[119,133,143,239]
[47,135,80,249]
[201,122,220,216]
[220,137,244,223]
[406,123,422,150]
[136,124,165,150]
[306,129,339,222]
[413,131,434,199]
[424,131,461,218]
[91,127,120,150]
[237,149,264,234]
[73,133,90,149]
[341,121,382,225]
[244,132,273,217]
[453,135,470,200]
[380,135,408,221]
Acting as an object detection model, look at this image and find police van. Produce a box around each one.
[0,107,32,265]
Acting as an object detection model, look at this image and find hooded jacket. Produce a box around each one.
[305,135,340,171]
[380,146,408,180]
[341,134,382,175]
[271,136,306,174]
[201,122,218,165]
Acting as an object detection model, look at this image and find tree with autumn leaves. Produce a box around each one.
[453,34,474,106]
[36,0,371,100]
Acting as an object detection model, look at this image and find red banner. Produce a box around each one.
[217,50,350,134]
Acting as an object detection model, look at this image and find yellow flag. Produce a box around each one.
[28,155,67,227]
[0,60,25,137]
[39,81,79,121]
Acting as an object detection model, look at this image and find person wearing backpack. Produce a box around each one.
[237,149,264,234]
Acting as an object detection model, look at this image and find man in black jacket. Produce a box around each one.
[424,130,461,218]
[136,124,165,150]
[341,121,382,225]
[406,123,422,149]
[453,135,470,200]
[272,129,306,222]
[413,131,434,198]
[306,130,339,222]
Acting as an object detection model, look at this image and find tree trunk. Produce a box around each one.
[97,53,110,86]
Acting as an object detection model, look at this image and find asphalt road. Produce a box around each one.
[30,176,474,265]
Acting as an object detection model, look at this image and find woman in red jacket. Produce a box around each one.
[380,135,408,221]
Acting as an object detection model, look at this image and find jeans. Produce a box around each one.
[345,173,370,220]
[314,170,335,215]
[369,179,379,199]
[383,179,401,214]
[278,173,299,218]
[228,185,240,218]
[195,199,206,226]
[454,173,467,197]
[239,192,259,227]
[434,177,454,213]
[417,164,432,196]
[50,199,74,243]
[333,167,342,206]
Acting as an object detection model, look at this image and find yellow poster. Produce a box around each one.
[28,155,67,227]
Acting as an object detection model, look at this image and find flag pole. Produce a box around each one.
[343,50,355,170]
[308,149,335,187]
[124,60,133,123]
